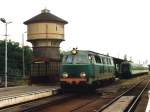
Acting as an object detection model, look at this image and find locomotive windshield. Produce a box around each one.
[63,54,89,64]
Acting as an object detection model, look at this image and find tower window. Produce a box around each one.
[56,26,57,31]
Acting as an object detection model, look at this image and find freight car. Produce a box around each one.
[120,61,149,78]
[60,48,115,89]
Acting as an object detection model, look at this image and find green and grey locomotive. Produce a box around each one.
[120,61,149,78]
[60,49,115,88]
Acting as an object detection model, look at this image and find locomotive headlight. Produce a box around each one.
[71,48,78,55]
[80,72,86,78]
[62,73,68,78]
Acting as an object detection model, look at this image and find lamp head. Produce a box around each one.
[0,18,6,23]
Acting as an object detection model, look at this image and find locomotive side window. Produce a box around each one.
[101,57,106,64]
[99,56,102,63]
[106,58,109,64]
[99,56,103,64]
[111,58,113,64]
[109,58,112,65]
[95,55,101,63]
[88,55,93,63]
[107,58,112,65]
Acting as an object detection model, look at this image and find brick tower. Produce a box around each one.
[24,9,68,84]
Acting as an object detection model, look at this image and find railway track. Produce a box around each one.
[95,78,150,112]
[0,75,149,112]
[27,75,148,112]
[60,76,150,112]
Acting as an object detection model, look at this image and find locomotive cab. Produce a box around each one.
[60,49,93,88]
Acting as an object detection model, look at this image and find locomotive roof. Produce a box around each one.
[24,9,68,24]
[64,50,112,57]
[88,50,111,57]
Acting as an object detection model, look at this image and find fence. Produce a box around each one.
[0,69,23,87]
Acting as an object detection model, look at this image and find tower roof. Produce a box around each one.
[24,9,68,24]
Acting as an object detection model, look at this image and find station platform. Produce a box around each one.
[145,90,150,112]
[0,85,60,108]
[102,96,135,112]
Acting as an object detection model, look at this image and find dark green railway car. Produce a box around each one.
[120,61,149,78]
[60,49,115,88]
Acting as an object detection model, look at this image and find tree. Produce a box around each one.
[24,46,33,75]
[0,40,33,81]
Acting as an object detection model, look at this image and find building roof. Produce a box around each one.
[24,9,68,24]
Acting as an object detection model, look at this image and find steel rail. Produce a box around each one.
[127,80,150,112]
[70,97,98,112]
[95,78,146,112]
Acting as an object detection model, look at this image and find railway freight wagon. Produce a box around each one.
[29,57,60,84]
[120,61,149,78]
[60,49,115,89]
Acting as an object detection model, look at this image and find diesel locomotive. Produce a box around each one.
[60,48,115,88]
[120,61,149,78]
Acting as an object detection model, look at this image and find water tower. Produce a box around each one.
[24,9,68,84]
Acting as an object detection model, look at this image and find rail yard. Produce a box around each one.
[0,7,150,112]
[36,75,150,112]
[0,74,149,112]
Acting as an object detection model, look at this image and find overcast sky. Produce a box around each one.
[0,0,150,64]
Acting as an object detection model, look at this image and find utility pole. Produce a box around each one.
[22,33,25,79]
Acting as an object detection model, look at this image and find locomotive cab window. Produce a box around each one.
[65,55,73,63]
[63,54,89,64]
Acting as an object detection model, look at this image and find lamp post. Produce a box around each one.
[22,32,26,79]
[0,18,12,88]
